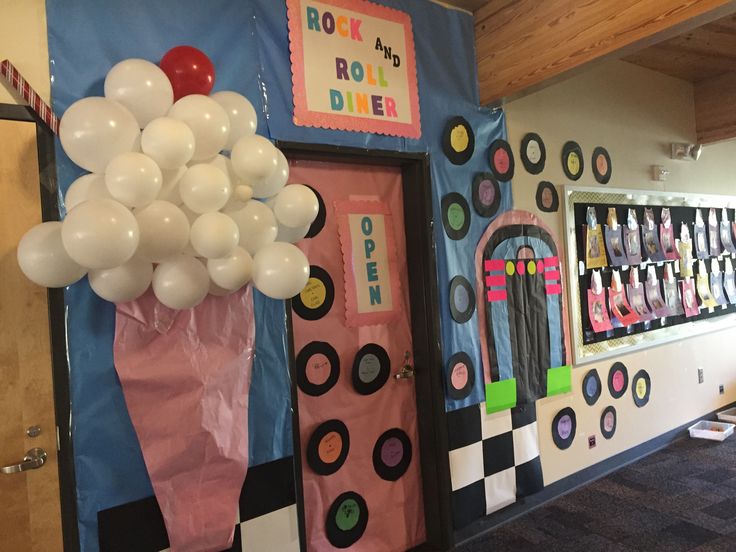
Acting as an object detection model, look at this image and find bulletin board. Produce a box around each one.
[564,186,736,364]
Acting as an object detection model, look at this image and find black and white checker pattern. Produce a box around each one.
[447,402,543,529]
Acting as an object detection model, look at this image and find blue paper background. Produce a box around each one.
[45,1,511,549]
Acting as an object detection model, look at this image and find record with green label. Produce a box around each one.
[325,491,369,548]
[441,192,470,240]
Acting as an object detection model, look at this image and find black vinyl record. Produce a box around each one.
[372,428,412,481]
[608,362,629,399]
[351,343,390,395]
[488,139,515,181]
[441,192,470,240]
[582,369,602,406]
[552,407,576,450]
[631,369,651,408]
[449,275,475,324]
[325,491,369,548]
[535,181,559,213]
[562,141,584,181]
[442,116,474,165]
[305,185,326,238]
[520,132,546,174]
[471,173,501,218]
[306,419,350,476]
[592,146,612,184]
[296,341,340,397]
[600,406,617,439]
[446,351,475,400]
[292,265,334,321]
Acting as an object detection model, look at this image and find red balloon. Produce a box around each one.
[160,46,215,100]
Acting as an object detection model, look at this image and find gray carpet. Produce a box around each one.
[455,432,736,551]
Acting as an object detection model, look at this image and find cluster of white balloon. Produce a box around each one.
[17,56,318,309]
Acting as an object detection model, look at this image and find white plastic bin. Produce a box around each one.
[688,420,734,441]
[716,407,736,424]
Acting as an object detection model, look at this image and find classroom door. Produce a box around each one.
[289,159,426,551]
[0,116,64,550]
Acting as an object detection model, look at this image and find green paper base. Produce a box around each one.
[485,378,517,414]
[547,365,572,396]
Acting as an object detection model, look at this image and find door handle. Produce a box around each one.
[394,351,415,380]
[1,448,47,474]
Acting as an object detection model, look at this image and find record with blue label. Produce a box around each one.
[582,369,602,406]
[351,343,390,395]
[449,275,475,324]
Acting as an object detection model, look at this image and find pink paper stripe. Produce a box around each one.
[544,256,559,267]
[485,274,506,287]
[487,289,507,302]
[485,259,505,272]
[544,270,560,281]
[545,283,562,295]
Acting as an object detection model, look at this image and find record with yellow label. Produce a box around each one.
[292,265,334,321]
[562,141,584,181]
[631,369,651,408]
[442,116,474,165]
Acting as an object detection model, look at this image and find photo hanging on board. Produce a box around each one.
[587,270,613,333]
[520,132,546,174]
[645,265,673,318]
[604,208,627,266]
[694,209,709,260]
[723,258,736,304]
[709,208,722,257]
[584,206,607,269]
[561,141,584,181]
[680,277,699,318]
[627,269,655,321]
[720,208,736,254]
[663,264,684,316]
[641,208,665,262]
[709,259,727,306]
[696,260,718,309]
[623,208,643,265]
[608,270,640,326]
[678,223,694,278]
[659,208,679,261]
[591,146,612,184]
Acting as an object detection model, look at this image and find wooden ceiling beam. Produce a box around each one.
[475,0,736,106]
[695,71,736,143]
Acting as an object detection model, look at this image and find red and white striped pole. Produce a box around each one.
[0,59,59,134]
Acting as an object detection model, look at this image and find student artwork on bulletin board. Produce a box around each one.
[584,206,607,269]
[724,258,736,304]
[587,270,612,333]
[708,208,722,257]
[608,270,639,326]
[645,266,674,318]
[627,269,654,321]
[720,208,736,254]
[710,259,728,306]
[694,209,709,260]
[680,277,699,317]
[659,208,679,261]
[604,208,627,266]
[679,223,694,278]
[663,264,684,316]
[696,261,718,309]
[623,209,643,265]
[641,208,665,262]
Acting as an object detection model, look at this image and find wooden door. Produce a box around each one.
[289,160,426,551]
[0,116,64,551]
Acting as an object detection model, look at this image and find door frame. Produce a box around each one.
[0,103,80,552]
[277,141,452,551]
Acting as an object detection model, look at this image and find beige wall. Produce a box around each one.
[505,60,736,485]
[0,0,50,105]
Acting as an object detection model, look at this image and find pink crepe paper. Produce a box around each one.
[114,287,255,552]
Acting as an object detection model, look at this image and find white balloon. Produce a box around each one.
[141,117,195,169]
[64,173,112,212]
[105,152,162,208]
[230,135,278,183]
[252,242,310,299]
[208,280,234,297]
[179,164,231,213]
[273,184,319,228]
[251,148,289,199]
[88,256,153,303]
[168,94,230,162]
[152,254,210,309]
[225,200,278,255]
[190,212,240,259]
[17,221,87,287]
[104,59,174,128]
[61,198,140,269]
[134,200,190,262]
[276,222,311,244]
[211,91,258,150]
[234,185,253,202]
[59,97,140,173]
[207,246,253,290]
[157,166,186,204]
